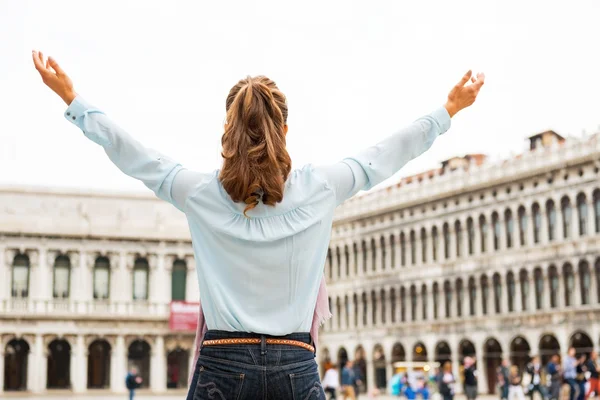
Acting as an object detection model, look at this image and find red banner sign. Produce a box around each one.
[169,301,200,331]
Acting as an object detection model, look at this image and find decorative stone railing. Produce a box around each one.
[334,134,600,222]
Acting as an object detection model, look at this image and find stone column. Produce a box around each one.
[539,204,549,245]
[348,293,356,329]
[384,240,392,272]
[555,201,564,241]
[543,271,552,310]
[110,336,126,392]
[585,198,594,237]
[557,272,565,309]
[357,244,365,276]
[394,232,403,268]
[31,334,46,393]
[448,227,456,261]
[366,354,375,393]
[366,295,373,328]
[385,288,393,325]
[589,262,598,305]
[186,256,199,302]
[36,248,49,302]
[427,284,434,321]
[525,211,534,248]
[151,336,166,392]
[570,200,579,240]
[72,335,87,392]
[340,296,348,330]
[515,275,523,312]
[375,242,384,273]
[357,294,365,328]
[0,345,4,394]
[527,274,536,312]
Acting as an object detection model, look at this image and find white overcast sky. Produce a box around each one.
[1,0,599,194]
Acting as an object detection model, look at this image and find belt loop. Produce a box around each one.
[260,335,267,355]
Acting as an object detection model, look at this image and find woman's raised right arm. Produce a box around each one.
[315,70,485,206]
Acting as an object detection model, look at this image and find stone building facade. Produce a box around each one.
[319,131,600,394]
[1,129,599,395]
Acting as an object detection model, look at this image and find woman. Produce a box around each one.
[509,365,526,400]
[439,361,456,400]
[32,50,484,399]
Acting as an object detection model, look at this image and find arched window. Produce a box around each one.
[518,206,527,246]
[362,292,368,326]
[563,263,574,307]
[534,268,543,310]
[505,209,514,249]
[506,272,515,312]
[379,238,386,271]
[336,246,342,277]
[421,284,428,320]
[431,227,439,261]
[577,193,588,236]
[353,294,359,327]
[455,221,463,258]
[11,253,30,298]
[481,275,489,315]
[579,261,590,305]
[468,277,476,316]
[361,241,367,273]
[400,287,406,322]
[594,190,600,233]
[171,259,187,301]
[455,278,464,317]
[353,243,359,275]
[532,203,541,244]
[370,239,377,272]
[390,289,397,323]
[410,285,417,321]
[379,289,386,324]
[519,269,529,311]
[400,233,406,267]
[443,223,450,259]
[133,258,149,300]
[467,218,475,255]
[493,273,502,314]
[561,197,572,239]
[432,282,439,319]
[444,281,452,318]
[546,200,556,241]
[389,236,395,270]
[420,228,427,263]
[344,245,350,276]
[410,230,416,265]
[327,248,333,279]
[371,290,377,325]
[549,265,559,308]
[492,212,501,250]
[93,256,110,300]
[53,255,71,299]
[479,215,488,253]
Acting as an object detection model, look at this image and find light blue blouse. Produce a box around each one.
[65,96,451,335]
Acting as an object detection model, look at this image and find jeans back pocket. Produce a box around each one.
[194,365,245,400]
[289,370,325,400]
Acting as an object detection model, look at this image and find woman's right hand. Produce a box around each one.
[444,70,485,117]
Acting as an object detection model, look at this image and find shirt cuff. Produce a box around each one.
[431,106,452,134]
[64,95,97,129]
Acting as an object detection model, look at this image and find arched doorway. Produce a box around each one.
[435,341,452,364]
[570,331,594,357]
[392,343,406,364]
[539,334,560,366]
[412,342,428,362]
[87,340,111,389]
[354,346,367,394]
[510,336,531,374]
[459,340,476,363]
[484,338,503,394]
[47,339,71,389]
[166,347,189,389]
[128,340,151,388]
[373,344,387,390]
[4,339,29,391]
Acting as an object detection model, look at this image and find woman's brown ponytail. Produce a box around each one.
[219,76,291,217]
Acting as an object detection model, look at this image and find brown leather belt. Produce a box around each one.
[202,338,315,353]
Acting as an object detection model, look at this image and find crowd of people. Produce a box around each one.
[320,347,600,400]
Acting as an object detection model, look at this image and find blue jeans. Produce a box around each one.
[129,389,135,400]
[186,330,325,400]
[566,379,578,400]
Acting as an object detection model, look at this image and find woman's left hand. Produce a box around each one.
[32,50,76,105]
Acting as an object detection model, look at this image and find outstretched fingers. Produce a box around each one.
[456,70,473,88]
